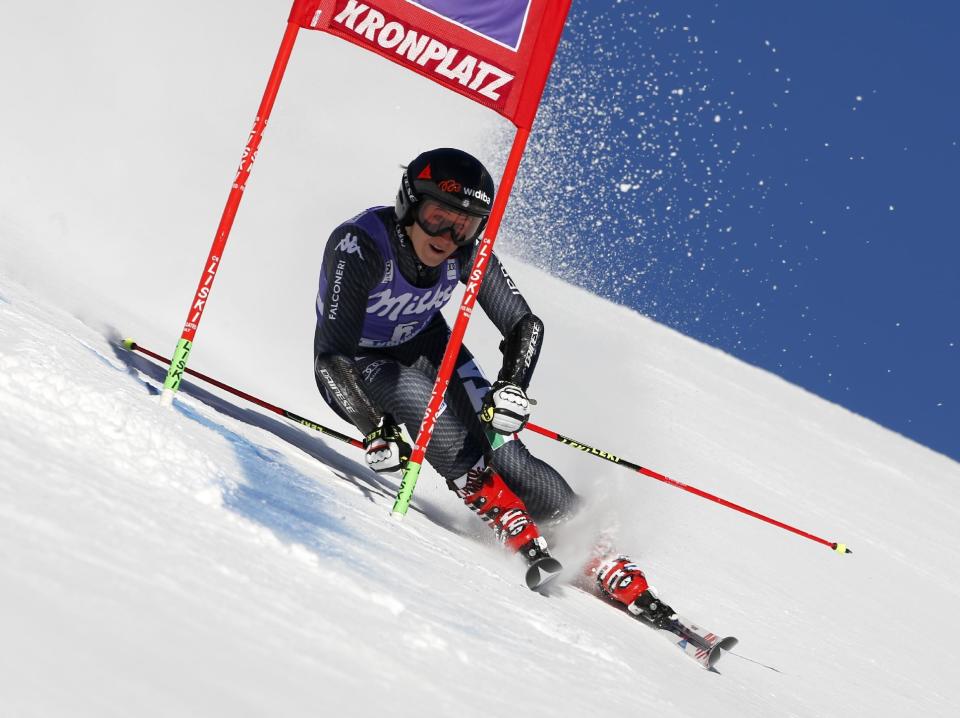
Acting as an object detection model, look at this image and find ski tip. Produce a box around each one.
[121,338,137,350]
[831,542,852,555]
[525,557,563,593]
[718,636,739,651]
[707,636,739,669]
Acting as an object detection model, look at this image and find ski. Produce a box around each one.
[633,612,738,669]
[525,556,563,592]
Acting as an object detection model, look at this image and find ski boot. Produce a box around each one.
[630,587,677,629]
[589,554,676,628]
[449,466,562,591]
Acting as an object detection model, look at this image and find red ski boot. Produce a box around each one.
[587,554,676,628]
[449,466,561,590]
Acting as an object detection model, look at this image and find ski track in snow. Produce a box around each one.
[2,270,959,717]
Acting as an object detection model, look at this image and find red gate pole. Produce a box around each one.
[161,20,301,406]
[390,126,532,518]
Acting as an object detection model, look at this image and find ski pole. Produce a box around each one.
[524,422,852,555]
[122,339,362,449]
[122,339,850,555]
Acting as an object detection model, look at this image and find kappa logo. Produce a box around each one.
[333,1,515,102]
[336,233,364,258]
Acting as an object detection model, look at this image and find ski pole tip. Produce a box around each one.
[121,338,137,350]
[389,510,406,522]
[832,542,852,555]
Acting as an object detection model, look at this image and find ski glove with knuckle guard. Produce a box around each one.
[363,416,412,474]
[480,380,534,435]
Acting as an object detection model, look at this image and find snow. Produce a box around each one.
[2,2,960,716]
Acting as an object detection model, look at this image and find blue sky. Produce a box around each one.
[502,0,959,461]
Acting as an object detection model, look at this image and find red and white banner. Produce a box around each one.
[289,0,571,128]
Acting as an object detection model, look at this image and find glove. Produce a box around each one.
[363,417,411,474]
[480,381,533,435]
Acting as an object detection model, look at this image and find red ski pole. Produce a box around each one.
[524,422,852,555]
[127,339,849,554]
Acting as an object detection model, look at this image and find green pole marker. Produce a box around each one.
[162,338,193,399]
[391,460,422,519]
[391,431,504,518]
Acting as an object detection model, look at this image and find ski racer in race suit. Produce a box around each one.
[313,148,675,625]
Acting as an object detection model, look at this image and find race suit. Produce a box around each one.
[313,206,577,522]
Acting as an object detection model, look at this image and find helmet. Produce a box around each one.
[395,148,496,244]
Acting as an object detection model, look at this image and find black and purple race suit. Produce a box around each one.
[313,206,577,521]
[317,207,461,348]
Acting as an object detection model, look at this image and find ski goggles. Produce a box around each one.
[416,197,485,246]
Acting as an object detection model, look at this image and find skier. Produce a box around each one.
[313,147,675,626]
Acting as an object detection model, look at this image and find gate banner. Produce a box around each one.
[289,0,570,128]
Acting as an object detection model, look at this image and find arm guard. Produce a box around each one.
[498,313,544,390]
[462,248,545,391]
[314,350,382,435]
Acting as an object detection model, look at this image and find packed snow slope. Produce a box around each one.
[4,270,960,718]
[2,1,960,716]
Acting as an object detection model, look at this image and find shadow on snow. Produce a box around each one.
[109,340,466,556]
